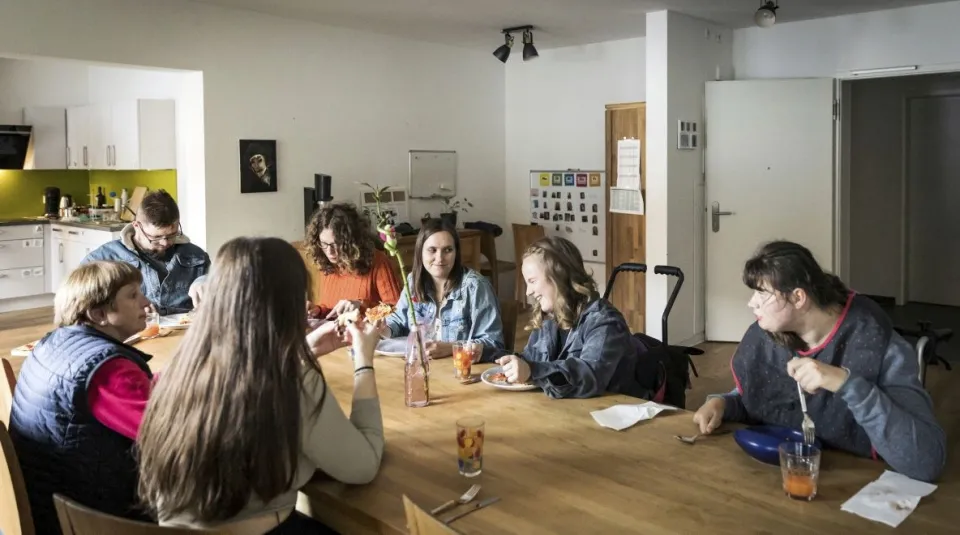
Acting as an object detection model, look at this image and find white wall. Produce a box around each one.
[0,0,505,255]
[646,11,732,344]
[734,1,960,79]
[0,58,89,122]
[847,73,960,299]
[504,37,645,291]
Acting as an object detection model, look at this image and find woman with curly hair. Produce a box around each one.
[305,203,402,319]
[495,236,649,399]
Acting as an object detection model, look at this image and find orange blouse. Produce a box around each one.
[313,250,402,315]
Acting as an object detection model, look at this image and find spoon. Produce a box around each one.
[675,429,732,445]
[430,484,482,516]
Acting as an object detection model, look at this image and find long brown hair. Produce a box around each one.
[523,236,598,331]
[412,219,464,303]
[743,240,849,351]
[137,237,325,522]
[305,203,377,275]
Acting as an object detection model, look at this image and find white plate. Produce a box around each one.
[159,313,193,330]
[480,366,539,391]
[376,338,407,357]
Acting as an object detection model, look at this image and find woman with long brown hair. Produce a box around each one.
[382,218,504,358]
[496,236,648,399]
[137,237,384,532]
[305,202,401,319]
[693,240,945,482]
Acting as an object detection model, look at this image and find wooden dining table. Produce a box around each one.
[139,332,959,534]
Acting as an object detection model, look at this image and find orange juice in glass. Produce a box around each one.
[452,342,474,380]
[456,417,484,477]
[779,442,820,501]
[140,310,160,338]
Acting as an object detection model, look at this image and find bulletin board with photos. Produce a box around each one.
[528,170,606,263]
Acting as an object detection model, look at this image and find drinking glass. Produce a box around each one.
[779,441,820,501]
[452,342,474,380]
[456,417,484,477]
[141,310,160,338]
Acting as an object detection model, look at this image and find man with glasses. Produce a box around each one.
[83,190,210,315]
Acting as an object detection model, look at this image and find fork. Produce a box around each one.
[430,484,481,516]
[797,381,816,445]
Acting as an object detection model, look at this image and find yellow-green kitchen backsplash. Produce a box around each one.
[0,170,177,218]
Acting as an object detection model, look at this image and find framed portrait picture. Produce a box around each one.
[239,139,278,193]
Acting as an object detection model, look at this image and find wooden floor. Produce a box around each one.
[2,306,957,480]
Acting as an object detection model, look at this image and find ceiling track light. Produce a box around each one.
[755,1,778,29]
[493,25,538,63]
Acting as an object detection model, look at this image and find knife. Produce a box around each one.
[442,496,501,524]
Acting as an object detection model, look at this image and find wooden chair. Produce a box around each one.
[499,299,519,353]
[511,224,545,309]
[0,422,34,535]
[402,495,460,535]
[1,358,15,428]
[54,494,224,534]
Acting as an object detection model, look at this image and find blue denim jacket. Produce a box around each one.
[82,224,210,315]
[386,268,504,354]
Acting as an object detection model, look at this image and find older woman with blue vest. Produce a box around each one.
[10,261,156,533]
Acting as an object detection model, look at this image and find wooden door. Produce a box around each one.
[605,103,646,333]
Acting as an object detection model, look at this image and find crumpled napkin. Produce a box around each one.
[590,401,678,431]
[840,470,938,527]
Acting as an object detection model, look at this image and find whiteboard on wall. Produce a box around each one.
[409,150,457,198]
[528,170,606,264]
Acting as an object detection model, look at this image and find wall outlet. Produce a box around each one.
[677,120,699,150]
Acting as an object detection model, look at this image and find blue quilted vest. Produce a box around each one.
[10,325,154,534]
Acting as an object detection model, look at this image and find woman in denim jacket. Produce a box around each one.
[384,219,504,359]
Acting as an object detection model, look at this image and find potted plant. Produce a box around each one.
[421,212,433,227]
[439,197,473,228]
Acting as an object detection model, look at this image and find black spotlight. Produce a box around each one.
[522,28,539,61]
[492,32,514,63]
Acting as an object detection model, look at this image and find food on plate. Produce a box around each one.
[14,341,37,355]
[140,323,161,338]
[364,302,393,322]
[177,314,194,326]
[488,370,531,386]
[335,309,361,327]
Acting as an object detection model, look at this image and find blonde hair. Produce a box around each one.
[54,261,143,327]
[523,236,598,331]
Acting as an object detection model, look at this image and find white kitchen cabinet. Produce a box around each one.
[0,225,45,300]
[22,107,67,170]
[66,105,91,169]
[48,224,121,293]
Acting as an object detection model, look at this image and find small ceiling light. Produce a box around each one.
[493,32,513,63]
[522,28,539,61]
[755,1,778,28]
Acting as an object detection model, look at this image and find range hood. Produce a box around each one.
[0,125,34,170]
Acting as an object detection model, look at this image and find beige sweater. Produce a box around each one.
[160,366,384,527]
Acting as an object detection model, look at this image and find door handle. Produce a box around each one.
[711,201,735,232]
[59,242,64,263]
[83,146,88,166]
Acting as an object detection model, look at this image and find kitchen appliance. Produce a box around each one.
[303,173,334,226]
[0,125,33,169]
[43,187,61,218]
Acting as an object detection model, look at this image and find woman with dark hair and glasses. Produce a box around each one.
[693,240,945,482]
[382,219,504,359]
[83,189,210,314]
[304,203,402,320]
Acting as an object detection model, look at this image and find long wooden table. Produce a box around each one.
[139,333,958,534]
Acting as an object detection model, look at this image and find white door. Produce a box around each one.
[111,100,141,170]
[906,95,960,306]
[705,79,837,342]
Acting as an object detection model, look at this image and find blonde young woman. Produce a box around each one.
[496,236,648,399]
[137,237,384,533]
[10,261,155,534]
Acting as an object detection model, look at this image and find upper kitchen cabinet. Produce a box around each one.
[22,107,68,170]
[66,99,176,170]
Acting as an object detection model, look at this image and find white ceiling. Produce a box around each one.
[185,0,956,49]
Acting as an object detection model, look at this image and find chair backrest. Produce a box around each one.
[511,224,546,305]
[499,299,520,352]
[477,230,500,293]
[0,421,34,535]
[1,358,15,428]
[54,494,223,535]
[402,495,460,535]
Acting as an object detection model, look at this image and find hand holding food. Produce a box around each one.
[495,354,532,384]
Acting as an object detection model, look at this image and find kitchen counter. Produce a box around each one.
[0,217,127,232]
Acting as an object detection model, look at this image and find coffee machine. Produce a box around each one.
[43,187,61,218]
[302,174,333,226]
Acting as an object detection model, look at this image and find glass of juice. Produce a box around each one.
[456,417,484,478]
[141,310,160,338]
[452,342,473,381]
[779,441,820,501]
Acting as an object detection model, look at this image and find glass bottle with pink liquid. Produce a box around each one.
[404,323,431,407]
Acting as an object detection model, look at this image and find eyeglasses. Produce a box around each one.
[319,240,337,251]
[136,222,182,245]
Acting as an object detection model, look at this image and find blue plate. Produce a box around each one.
[733,425,822,465]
